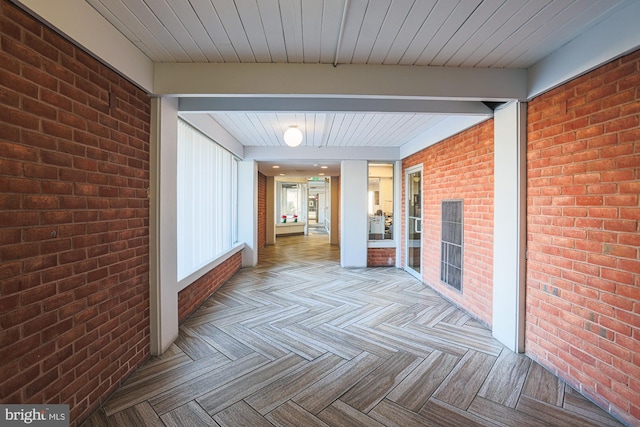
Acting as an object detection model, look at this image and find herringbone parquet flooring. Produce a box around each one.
[82,234,623,427]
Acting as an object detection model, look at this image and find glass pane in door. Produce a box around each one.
[407,170,421,275]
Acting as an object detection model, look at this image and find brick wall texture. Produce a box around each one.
[177,252,242,322]
[402,120,494,325]
[526,49,640,425]
[257,172,266,249]
[367,247,395,267]
[0,2,151,425]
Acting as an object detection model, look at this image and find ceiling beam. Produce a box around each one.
[179,97,493,116]
[155,63,527,101]
[244,145,399,162]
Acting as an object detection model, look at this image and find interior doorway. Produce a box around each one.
[307,178,328,235]
[405,166,423,279]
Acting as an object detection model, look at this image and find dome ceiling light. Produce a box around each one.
[283,127,303,147]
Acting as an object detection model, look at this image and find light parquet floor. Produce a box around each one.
[82,234,623,427]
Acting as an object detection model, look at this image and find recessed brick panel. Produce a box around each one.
[527,49,640,426]
[402,120,494,325]
[0,2,150,425]
[258,172,267,249]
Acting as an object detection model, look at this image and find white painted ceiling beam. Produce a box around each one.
[243,145,399,162]
[179,97,493,116]
[154,63,527,101]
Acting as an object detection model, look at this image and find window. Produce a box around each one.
[368,163,394,240]
[441,200,463,291]
[277,182,305,223]
[177,120,238,281]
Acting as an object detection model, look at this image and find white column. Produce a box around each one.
[492,101,527,353]
[340,160,368,267]
[149,97,180,355]
[238,160,258,267]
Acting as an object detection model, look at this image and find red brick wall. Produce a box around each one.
[0,2,150,425]
[367,248,395,267]
[402,120,494,325]
[257,172,266,249]
[526,50,640,425]
[177,251,242,322]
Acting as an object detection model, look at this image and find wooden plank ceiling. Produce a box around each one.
[85,0,630,154]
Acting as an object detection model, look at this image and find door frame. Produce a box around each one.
[404,164,423,280]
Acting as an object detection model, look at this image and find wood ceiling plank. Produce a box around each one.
[382,0,437,64]
[430,0,507,66]
[280,0,304,62]
[334,0,369,64]
[123,0,193,61]
[364,0,416,64]
[475,0,551,67]
[482,0,577,68]
[210,0,256,62]
[415,0,483,66]
[154,0,210,62]
[87,0,174,62]
[351,0,393,63]
[506,0,625,68]
[443,0,527,67]
[257,0,287,63]
[462,0,552,67]
[235,0,272,62]
[398,0,461,65]
[164,0,225,62]
[319,0,345,63]
[190,0,240,62]
[301,0,324,63]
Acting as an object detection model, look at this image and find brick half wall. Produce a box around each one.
[526,49,640,425]
[367,247,396,267]
[177,251,242,323]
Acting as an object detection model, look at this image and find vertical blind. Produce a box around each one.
[177,120,238,281]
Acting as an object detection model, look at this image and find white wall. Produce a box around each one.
[340,160,368,267]
[239,161,258,267]
[492,101,527,353]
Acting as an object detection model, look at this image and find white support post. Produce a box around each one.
[149,97,180,355]
[492,101,527,353]
[340,160,368,267]
[238,161,258,267]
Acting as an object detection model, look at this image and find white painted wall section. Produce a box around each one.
[340,160,368,267]
[238,161,259,267]
[492,101,527,353]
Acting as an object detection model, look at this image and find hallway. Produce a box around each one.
[82,235,621,426]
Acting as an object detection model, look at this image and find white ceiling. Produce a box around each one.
[82,0,633,175]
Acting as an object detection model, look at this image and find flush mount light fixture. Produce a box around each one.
[283,127,303,147]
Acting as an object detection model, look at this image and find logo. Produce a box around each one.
[1,405,69,426]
